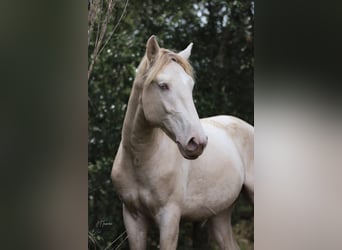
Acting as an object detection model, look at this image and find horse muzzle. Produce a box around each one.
[177,136,208,160]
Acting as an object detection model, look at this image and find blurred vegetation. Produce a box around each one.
[88,0,254,249]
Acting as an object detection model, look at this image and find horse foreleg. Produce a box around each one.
[208,208,239,250]
[158,204,181,250]
[122,204,148,250]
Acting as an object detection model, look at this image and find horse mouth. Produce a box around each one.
[176,142,201,160]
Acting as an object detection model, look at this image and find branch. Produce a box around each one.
[98,0,129,57]
[88,0,116,81]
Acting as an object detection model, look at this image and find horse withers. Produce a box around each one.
[111,35,254,250]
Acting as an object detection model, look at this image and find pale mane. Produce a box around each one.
[134,48,194,86]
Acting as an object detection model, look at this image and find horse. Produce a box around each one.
[111,35,254,250]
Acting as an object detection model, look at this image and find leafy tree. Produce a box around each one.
[89,1,254,249]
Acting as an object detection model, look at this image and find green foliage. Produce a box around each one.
[89,0,254,249]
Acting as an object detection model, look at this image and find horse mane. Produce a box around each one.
[135,48,194,86]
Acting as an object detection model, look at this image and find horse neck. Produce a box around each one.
[121,82,161,160]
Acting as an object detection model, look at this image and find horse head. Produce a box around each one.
[139,35,208,159]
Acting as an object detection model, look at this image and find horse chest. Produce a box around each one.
[116,168,172,215]
[120,184,165,218]
[113,149,179,217]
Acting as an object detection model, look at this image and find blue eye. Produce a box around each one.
[158,82,169,90]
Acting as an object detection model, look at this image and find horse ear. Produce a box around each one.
[146,35,160,63]
[178,43,193,60]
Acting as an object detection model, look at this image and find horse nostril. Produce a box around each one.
[186,137,199,152]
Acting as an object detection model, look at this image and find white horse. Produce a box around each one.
[111,36,254,250]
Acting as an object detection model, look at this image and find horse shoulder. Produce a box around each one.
[111,144,140,208]
[111,143,125,185]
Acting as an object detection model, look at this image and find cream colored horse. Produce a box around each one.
[111,36,254,250]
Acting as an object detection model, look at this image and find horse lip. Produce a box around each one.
[184,154,199,160]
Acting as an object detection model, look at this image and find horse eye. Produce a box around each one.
[158,82,169,90]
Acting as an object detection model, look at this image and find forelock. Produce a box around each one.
[136,48,193,86]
